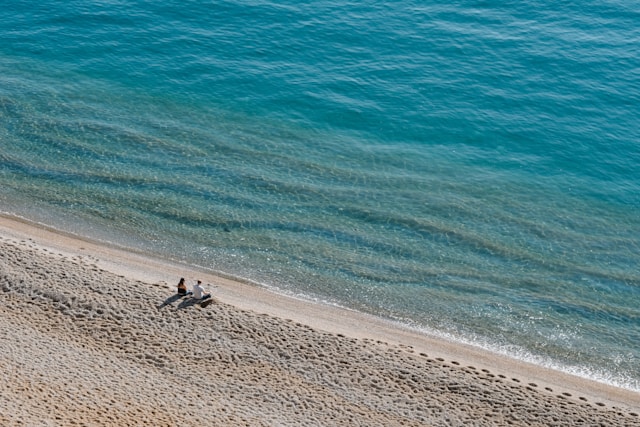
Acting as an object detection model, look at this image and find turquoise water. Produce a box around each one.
[1,1,639,390]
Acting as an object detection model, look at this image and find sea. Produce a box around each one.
[1,0,639,391]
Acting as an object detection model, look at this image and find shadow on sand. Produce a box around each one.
[156,293,185,310]
[157,293,213,311]
[177,297,201,310]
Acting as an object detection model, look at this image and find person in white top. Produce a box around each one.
[192,280,211,301]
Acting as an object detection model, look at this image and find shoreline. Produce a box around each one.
[1,213,638,425]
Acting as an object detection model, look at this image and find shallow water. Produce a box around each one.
[1,0,639,389]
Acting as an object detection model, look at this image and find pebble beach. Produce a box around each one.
[1,215,638,426]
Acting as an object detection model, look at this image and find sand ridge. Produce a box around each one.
[1,219,639,425]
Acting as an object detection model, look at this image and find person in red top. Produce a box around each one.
[177,277,192,296]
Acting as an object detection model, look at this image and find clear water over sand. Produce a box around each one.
[1,0,638,389]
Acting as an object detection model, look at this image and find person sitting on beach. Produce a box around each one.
[177,277,192,296]
[192,280,211,301]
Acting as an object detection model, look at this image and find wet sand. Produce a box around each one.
[1,214,638,426]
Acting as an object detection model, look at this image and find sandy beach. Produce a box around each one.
[0,214,638,426]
